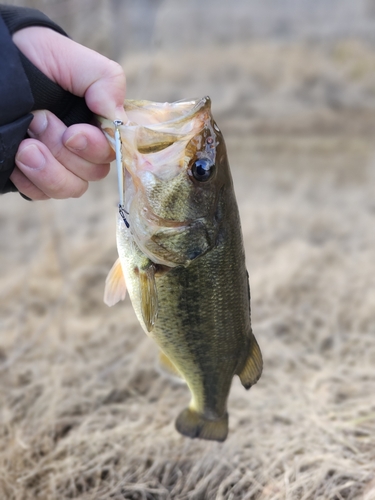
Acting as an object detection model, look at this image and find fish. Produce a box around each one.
[99,97,262,442]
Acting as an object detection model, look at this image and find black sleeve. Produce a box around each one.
[0,5,93,195]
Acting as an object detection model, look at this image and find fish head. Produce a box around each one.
[100,97,230,267]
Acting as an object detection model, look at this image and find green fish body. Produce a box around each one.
[101,97,262,442]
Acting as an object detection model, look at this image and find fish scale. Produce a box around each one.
[100,97,262,441]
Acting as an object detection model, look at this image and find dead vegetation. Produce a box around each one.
[1,1,375,498]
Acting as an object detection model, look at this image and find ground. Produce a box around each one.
[0,36,375,499]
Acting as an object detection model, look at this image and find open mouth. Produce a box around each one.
[124,96,211,127]
[99,96,215,231]
[111,97,212,209]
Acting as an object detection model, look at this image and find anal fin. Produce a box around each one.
[158,351,185,382]
[104,258,126,306]
[238,334,263,390]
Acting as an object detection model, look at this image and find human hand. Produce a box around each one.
[10,26,127,200]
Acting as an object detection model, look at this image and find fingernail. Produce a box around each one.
[115,105,128,123]
[16,144,46,170]
[28,111,48,138]
[65,134,88,151]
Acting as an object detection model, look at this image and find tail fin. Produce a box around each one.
[238,334,263,390]
[175,408,228,442]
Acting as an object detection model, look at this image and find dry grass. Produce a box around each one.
[1,17,375,500]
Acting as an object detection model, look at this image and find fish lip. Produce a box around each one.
[124,96,211,129]
[97,96,211,139]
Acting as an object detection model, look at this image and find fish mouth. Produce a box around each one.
[99,96,212,161]
[123,96,211,128]
[108,95,214,208]
[99,96,213,197]
[100,97,218,266]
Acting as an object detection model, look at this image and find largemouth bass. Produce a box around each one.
[100,97,262,442]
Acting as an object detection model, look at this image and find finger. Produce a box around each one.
[15,139,88,199]
[63,123,115,164]
[13,27,127,122]
[28,111,110,182]
[10,166,50,201]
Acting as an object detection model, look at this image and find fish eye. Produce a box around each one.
[191,158,215,182]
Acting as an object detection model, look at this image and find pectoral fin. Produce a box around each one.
[238,334,263,390]
[139,265,158,332]
[104,258,127,306]
[159,351,184,381]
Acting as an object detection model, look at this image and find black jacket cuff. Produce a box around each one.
[0,114,33,193]
[0,5,93,196]
[0,5,68,36]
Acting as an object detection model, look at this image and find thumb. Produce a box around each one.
[13,26,128,122]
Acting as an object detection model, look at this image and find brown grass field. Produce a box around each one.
[1,2,375,498]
